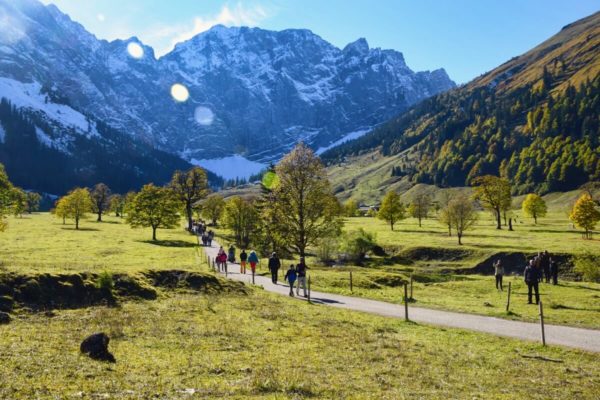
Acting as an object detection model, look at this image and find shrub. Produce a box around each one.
[574,252,600,282]
[96,271,115,292]
[316,236,339,263]
[339,228,377,262]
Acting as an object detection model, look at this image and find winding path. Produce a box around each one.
[202,241,600,353]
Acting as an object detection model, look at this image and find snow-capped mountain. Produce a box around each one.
[0,0,455,181]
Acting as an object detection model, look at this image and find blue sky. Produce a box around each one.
[41,0,599,83]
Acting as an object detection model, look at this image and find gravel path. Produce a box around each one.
[203,241,600,353]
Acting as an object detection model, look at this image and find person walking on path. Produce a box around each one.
[296,257,308,298]
[284,264,297,297]
[207,230,214,247]
[240,249,248,275]
[248,250,259,275]
[524,260,540,304]
[228,245,236,263]
[550,258,559,285]
[268,252,281,284]
[493,260,504,291]
[217,247,227,272]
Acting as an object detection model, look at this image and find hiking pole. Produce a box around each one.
[506,282,512,312]
[404,283,409,321]
[539,301,546,346]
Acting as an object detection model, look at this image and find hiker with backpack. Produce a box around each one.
[296,257,308,297]
[248,250,259,275]
[217,246,227,272]
[268,252,281,284]
[240,249,248,274]
[284,264,297,297]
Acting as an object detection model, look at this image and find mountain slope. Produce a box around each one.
[323,11,600,199]
[0,0,455,175]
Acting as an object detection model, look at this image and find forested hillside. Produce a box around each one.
[0,99,223,194]
[323,11,600,195]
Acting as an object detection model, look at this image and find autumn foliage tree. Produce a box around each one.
[200,194,225,226]
[26,191,42,214]
[126,184,180,241]
[472,175,511,229]
[522,194,547,224]
[408,193,431,227]
[58,188,93,229]
[377,191,405,231]
[223,196,258,248]
[270,143,343,258]
[570,193,600,239]
[170,167,209,231]
[445,194,478,245]
[0,163,14,232]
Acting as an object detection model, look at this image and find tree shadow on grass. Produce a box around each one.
[140,240,196,248]
[97,220,122,225]
[60,227,100,232]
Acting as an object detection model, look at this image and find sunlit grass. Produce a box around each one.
[1,291,599,399]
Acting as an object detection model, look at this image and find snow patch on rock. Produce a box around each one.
[316,128,372,155]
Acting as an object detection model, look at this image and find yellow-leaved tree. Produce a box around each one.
[570,193,600,239]
[378,191,405,231]
[522,193,547,224]
[56,188,93,230]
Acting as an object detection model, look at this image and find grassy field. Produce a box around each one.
[1,290,599,399]
[0,213,199,273]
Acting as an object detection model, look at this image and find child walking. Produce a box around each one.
[284,264,297,297]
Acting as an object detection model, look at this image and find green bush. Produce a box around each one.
[316,236,339,263]
[574,252,600,282]
[96,271,115,291]
[339,228,377,262]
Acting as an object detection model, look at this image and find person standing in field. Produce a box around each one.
[248,250,259,275]
[550,258,559,285]
[296,257,308,298]
[493,260,504,291]
[284,264,297,297]
[541,250,551,283]
[524,260,540,304]
[240,249,248,274]
[268,252,281,284]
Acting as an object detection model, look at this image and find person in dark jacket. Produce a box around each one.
[296,257,308,297]
[240,249,248,275]
[268,252,281,284]
[541,250,551,283]
[524,260,540,304]
[228,245,236,263]
[550,258,559,285]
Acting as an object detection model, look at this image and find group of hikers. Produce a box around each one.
[493,250,559,305]
[190,219,215,247]
[215,245,309,297]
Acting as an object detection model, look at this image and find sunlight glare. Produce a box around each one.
[127,42,144,59]
[170,84,190,102]
[194,106,215,126]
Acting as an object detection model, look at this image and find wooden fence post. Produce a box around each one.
[308,275,311,303]
[350,271,353,292]
[404,283,409,321]
[410,274,413,300]
[252,269,255,284]
[506,282,512,312]
[539,301,546,346]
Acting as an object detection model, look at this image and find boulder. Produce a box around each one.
[80,333,116,362]
[0,311,11,324]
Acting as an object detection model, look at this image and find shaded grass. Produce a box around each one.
[1,291,599,399]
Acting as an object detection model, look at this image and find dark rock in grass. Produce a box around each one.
[80,333,116,363]
[0,295,14,312]
[0,311,11,324]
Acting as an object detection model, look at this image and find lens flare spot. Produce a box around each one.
[194,106,214,126]
[127,42,144,59]
[171,84,190,102]
[262,171,280,190]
